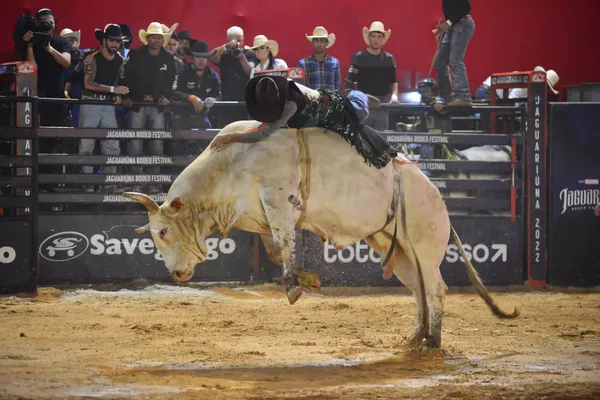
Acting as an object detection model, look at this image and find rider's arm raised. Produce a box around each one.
[235,100,298,143]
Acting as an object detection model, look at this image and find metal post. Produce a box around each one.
[29,98,39,293]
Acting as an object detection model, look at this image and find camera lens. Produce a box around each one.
[232,48,242,56]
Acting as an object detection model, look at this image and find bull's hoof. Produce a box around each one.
[286,285,302,305]
[420,336,442,351]
[407,330,427,348]
[298,270,321,291]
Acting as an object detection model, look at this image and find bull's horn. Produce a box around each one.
[135,223,150,234]
[123,192,159,215]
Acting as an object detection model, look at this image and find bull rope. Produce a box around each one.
[296,128,312,206]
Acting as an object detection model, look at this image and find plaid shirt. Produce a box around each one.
[298,54,341,91]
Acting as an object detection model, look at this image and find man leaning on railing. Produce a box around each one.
[78,24,129,194]
[119,22,176,194]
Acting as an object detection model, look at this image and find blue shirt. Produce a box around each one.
[298,54,340,91]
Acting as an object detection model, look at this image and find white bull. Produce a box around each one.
[124,121,519,349]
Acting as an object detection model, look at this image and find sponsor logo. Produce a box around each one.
[491,74,528,85]
[431,180,447,189]
[532,72,545,83]
[0,246,17,264]
[578,179,599,186]
[386,135,449,144]
[106,131,173,139]
[105,156,173,165]
[39,232,90,262]
[104,175,172,184]
[289,68,305,79]
[324,241,381,264]
[103,194,166,203]
[39,230,236,262]
[419,162,446,171]
[558,188,600,214]
[445,244,508,264]
[323,241,508,265]
[17,63,35,74]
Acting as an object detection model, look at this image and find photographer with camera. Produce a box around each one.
[18,8,72,126]
[208,26,257,127]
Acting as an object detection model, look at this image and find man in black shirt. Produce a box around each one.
[78,24,129,193]
[208,26,257,127]
[171,41,221,155]
[120,22,175,193]
[434,0,475,107]
[22,8,71,126]
[348,21,399,130]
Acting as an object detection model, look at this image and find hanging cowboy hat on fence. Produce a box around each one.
[532,66,560,94]
[139,22,171,45]
[245,35,280,57]
[362,21,391,46]
[306,26,336,48]
[94,24,126,42]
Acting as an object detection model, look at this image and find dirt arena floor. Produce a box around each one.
[1,283,600,400]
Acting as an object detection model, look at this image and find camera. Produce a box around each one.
[232,48,242,57]
[13,12,54,58]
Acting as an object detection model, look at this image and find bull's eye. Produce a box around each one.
[159,228,168,239]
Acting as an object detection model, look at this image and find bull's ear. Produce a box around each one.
[135,224,150,234]
[171,197,184,212]
[163,196,185,218]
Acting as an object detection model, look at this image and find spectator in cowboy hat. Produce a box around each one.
[247,34,288,78]
[299,26,341,91]
[171,41,221,153]
[78,23,129,193]
[120,21,175,194]
[348,21,399,130]
[61,28,83,126]
[175,29,194,63]
[118,24,132,58]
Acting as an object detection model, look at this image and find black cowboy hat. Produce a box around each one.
[118,24,132,42]
[177,30,192,40]
[190,41,217,57]
[245,75,291,123]
[94,24,126,42]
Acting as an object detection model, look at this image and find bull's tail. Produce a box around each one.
[451,225,520,319]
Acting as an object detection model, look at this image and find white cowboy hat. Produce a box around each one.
[306,26,336,48]
[60,28,80,43]
[139,22,171,45]
[362,21,391,46]
[160,22,179,48]
[245,35,279,58]
[546,69,559,94]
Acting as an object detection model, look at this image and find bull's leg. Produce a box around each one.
[260,233,321,292]
[259,189,317,305]
[365,233,428,347]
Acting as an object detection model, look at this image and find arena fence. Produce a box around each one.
[3,69,591,294]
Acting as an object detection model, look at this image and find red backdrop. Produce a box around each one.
[2,0,599,98]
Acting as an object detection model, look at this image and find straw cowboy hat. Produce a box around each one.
[139,22,172,45]
[245,35,279,58]
[533,66,560,94]
[306,26,336,48]
[362,21,391,46]
[60,28,80,43]
[160,22,179,48]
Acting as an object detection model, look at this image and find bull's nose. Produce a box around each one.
[171,270,192,282]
